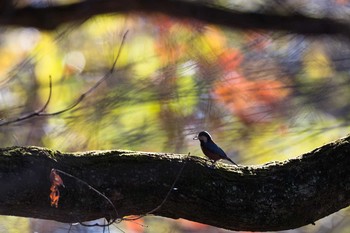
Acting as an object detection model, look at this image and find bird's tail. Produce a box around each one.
[226,157,239,166]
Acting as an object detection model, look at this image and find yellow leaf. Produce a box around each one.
[303,45,333,80]
[169,75,198,116]
[34,33,63,85]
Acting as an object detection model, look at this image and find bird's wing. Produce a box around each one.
[204,142,228,158]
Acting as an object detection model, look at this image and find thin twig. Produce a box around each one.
[123,154,187,221]
[53,152,186,228]
[38,75,53,113]
[40,30,128,116]
[72,155,187,226]
[54,169,120,227]
[0,31,129,126]
[0,76,53,126]
[145,160,186,214]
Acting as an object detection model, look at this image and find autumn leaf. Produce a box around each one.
[303,43,333,80]
[49,169,65,208]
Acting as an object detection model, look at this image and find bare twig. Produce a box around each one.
[40,30,128,116]
[53,169,120,227]
[52,153,186,228]
[144,159,186,215]
[0,31,128,127]
[0,76,53,126]
[123,153,188,221]
[38,75,53,113]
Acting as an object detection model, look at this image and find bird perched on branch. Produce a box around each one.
[194,131,238,166]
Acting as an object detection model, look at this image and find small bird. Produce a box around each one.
[194,131,238,166]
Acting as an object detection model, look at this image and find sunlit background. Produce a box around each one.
[1,0,350,232]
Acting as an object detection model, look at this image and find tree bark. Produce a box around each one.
[1,0,350,37]
[0,135,349,231]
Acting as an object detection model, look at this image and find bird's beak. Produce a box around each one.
[193,135,198,140]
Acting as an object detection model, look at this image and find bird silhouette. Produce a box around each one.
[194,131,238,166]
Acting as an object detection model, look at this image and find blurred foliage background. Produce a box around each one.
[1,0,350,232]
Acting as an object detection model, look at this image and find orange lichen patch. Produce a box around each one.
[49,169,65,208]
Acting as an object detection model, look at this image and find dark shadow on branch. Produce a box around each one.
[1,0,350,37]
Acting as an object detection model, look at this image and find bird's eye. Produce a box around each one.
[198,136,207,142]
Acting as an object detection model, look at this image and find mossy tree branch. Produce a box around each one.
[0,135,349,231]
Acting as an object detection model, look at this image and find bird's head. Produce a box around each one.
[193,131,212,143]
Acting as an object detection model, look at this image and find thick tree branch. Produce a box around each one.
[0,135,349,231]
[1,0,350,37]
